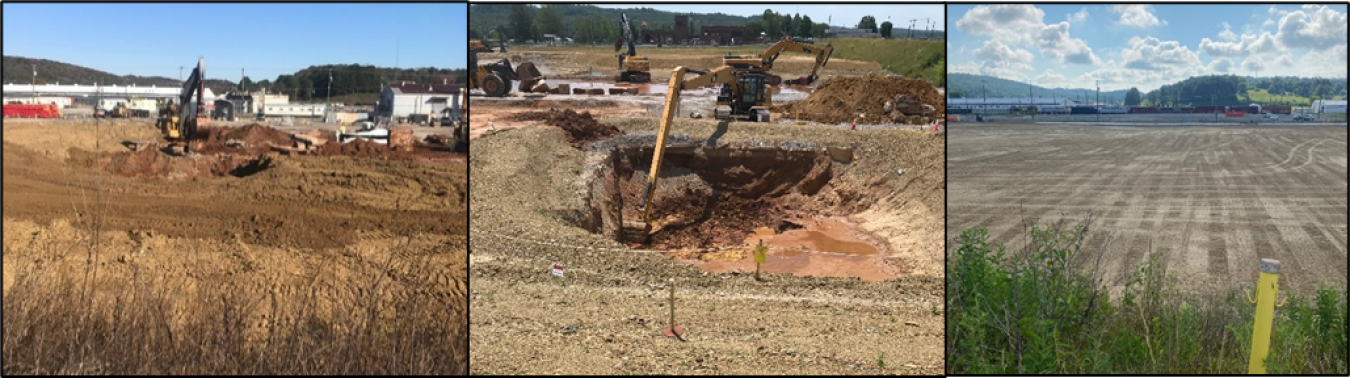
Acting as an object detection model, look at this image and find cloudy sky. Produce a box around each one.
[948,4,1348,91]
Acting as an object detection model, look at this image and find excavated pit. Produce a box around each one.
[578,134,902,281]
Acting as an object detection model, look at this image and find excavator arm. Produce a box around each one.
[621,65,742,241]
[758,37,833,83]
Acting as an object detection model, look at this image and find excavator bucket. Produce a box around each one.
[516,62,543,92]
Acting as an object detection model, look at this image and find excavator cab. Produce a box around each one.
[715,73,770,122]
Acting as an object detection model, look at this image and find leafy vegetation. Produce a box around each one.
[470,4,940,45]
[948,220,1348,375]
[262,64,466,103]
[819,38,944,86]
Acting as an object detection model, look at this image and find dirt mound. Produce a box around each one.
[98,148,276,179]
[784,75,945,124]
[509,108,621,147]
[315,138,404,159]
[191,124,295,155]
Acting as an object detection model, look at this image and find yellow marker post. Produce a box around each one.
[753,240,767,281]
[1247,258,1283,374]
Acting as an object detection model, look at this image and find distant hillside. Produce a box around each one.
[947,73,1128,104]
[4,55,237,93]
[949,72,1347,106]
[4,56,466,106]
[470,4,940,43]
[470,4,754,38]
[263,64,467,105]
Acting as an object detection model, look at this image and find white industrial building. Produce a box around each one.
[1311,100,1347,114]
[2,83,217,104]
[379,82,463,120]
[947,97,1077,114]
[261,103,329,118]
[3,96,75,107]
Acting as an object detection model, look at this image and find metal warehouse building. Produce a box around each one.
[1311,100,1347,114]
[946,97,1077,114]
[379,82,463,120]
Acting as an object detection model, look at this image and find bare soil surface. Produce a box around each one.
[2,119,468,369]
[948,123,1349,295]
[780,75,946,124]
[470,116,945,374]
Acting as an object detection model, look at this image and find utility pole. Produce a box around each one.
[1030,81,1034,120]
[982,80,987,114]
[32,64,37,100]
[1096,79,1100,122]
[326,69,333,123]
[180,66,184,82]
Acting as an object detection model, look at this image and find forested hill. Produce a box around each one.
[946,73,1128,104]
[948,72,1347,106]
[3,55,236,93]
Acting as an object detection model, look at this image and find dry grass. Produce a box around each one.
[2,117,468,374]
[2,238,468,375]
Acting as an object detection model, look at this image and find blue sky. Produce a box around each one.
[948,4,1348,91]
[594,4,944,31]
[2,3,467,83]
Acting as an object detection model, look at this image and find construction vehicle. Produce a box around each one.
[614,13,651,83]
[469,35,542,97]
[155,57,210,154]
[672,36,834,122]
[620,66,753,241]
[723,35,833,86]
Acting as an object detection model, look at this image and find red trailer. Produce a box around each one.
[3,104,61,118]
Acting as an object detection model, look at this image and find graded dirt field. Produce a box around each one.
[470,116,946,374]
[2,118,468,374]
[948,123,1348,295]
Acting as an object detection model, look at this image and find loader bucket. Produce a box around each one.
[516,62,544,90]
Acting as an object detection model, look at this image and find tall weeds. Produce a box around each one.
[947,219,1348,374]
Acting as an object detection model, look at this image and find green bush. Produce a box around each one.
[947,220,1347,374]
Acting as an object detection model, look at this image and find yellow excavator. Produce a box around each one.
[469,34,542,97]
[724,35,834,86]
[707,36,835,121]
[614,13,651,83]
[620,65,750,241]
[155,57,210,154]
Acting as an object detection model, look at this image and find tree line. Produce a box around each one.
[248,65,466,102]
[470,4,918,45]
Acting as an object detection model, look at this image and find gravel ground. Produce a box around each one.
[469,116,945,374]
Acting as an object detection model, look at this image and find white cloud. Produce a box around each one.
[1036,21,1101,65]
[973,40,1033,63]
[1034,69,1069,87]
[956,5,1046,39]
[1274,54,1295,67]
[1111,5,1167,28]
[1218,22,1237,41]
[1121,36,1202,71]
[1199,32,1277,57]
[956,5,1100,66]
[1067,8,1089,23]
[1276,5,1348,50]
[1240,55,1267,73]
[1208,58,1234,73]
[1296,44,1349,77]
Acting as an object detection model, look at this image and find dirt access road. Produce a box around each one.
[470,115,945,374]
[2,118,468,373]
[948,123,1348,295]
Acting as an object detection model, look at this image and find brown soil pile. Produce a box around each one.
[191,124,295,155]
[783,75,946,124]
[509,109,621,147]
[314,139,405,159]
[97,148,275,179]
